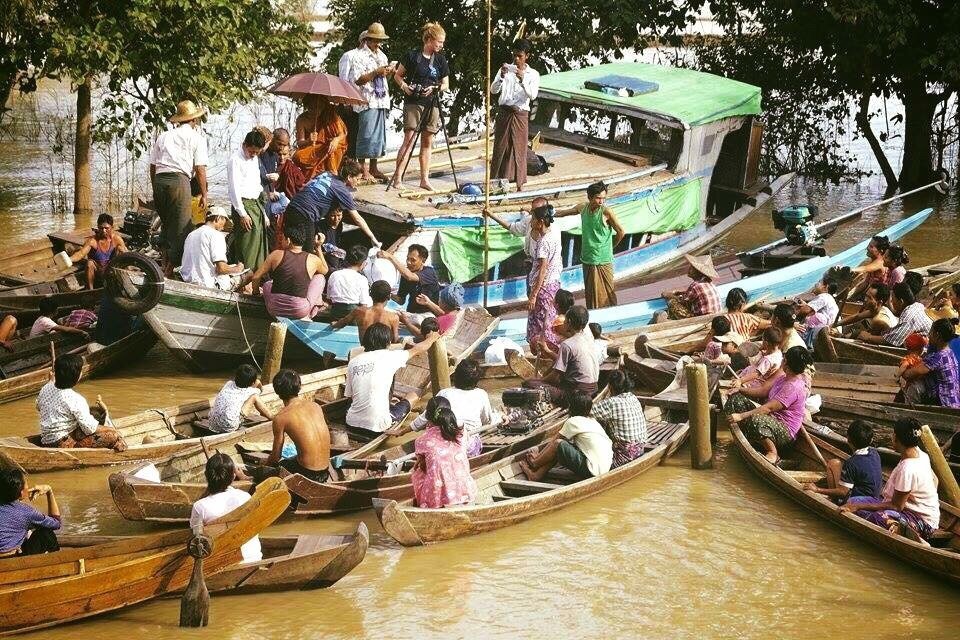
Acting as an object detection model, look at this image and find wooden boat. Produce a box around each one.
[0,477,290,635]
[814,331,905,366]
[59,523,368,595]
[372,395,690,546]
[729,422,960,586]
[0,366,355,472]
[0,329,156,406]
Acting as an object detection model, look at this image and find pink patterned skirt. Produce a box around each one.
[526,279,561,355]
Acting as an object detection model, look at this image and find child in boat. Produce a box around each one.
[701,316,744,366]
[520,391,613,481]
[29,297,90,339]
[537,288,575,360]
[803,419,882,503]
[841,418,941,543]
[207,364,274,434]
[732,327,783,390]
[896,332,928,404]
[589,322,609,369]
[401,283,464,337]
[411,397,478,509]
[0,466,61,556]
[798,276,840,347]
[190,453,262,562]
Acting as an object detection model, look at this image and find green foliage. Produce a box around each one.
[0,0,54,121]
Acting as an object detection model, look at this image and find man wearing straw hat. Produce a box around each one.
[346,23,396,183]
[149,99,209,274]
[659,253,722,321]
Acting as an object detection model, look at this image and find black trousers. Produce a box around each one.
[20,528,60,555]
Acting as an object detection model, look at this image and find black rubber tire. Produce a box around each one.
[105,252,165,315]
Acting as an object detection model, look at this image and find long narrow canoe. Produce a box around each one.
[729,422,960,586]
[0,477,290,635]
[814,331,905,366]
[59,523,368,595]
[372,397,690,546]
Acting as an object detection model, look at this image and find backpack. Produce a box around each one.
[526,149,550,176]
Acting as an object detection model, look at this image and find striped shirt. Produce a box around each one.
[726,312,761,339]
[883,302,932,347]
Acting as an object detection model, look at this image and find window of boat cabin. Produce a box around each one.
[532,98,683,170]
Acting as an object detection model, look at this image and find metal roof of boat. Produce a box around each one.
[538,62,761,129]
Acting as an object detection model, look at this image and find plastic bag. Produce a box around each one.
[364,247,400,289]
[484,337,526,365]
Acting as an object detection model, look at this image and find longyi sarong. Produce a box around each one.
[356,108,387,159]
[231,198,269,272]
[491,106,529,189]
[583,262,616,310]
[262,274,326,320]
[526,279,561,355]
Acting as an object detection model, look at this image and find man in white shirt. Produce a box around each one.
[338,28,367,159]
[228,129,269,272]
[149,100,209,273]
[490,39,540,190]
[181,207,246,290]
[326,244,374,319]
[347,23,395,182]
[345,322,440,436]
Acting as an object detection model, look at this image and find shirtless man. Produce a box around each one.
[266,369,331,483]
[329,279,401,341]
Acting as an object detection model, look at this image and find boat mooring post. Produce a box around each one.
[685,363,713,469]
[428,337,452,395]
[920,424,960,507]
[261,322,287,386]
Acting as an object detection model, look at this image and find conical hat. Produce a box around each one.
[683,253,719,280]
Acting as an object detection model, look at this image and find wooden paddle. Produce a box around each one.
[797,425,828,469]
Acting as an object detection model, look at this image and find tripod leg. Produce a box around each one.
[433,92,460,192]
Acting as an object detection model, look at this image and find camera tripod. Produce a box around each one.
[386,89,460,192]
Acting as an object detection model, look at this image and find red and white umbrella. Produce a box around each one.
[269,72,367,106]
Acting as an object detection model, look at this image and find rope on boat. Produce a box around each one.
[235,299,262,372]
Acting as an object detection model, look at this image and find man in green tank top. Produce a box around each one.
[555,181,624,309]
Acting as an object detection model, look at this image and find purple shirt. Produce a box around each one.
[769,374,809,438]
[0,501,61,553]
[922,347,960,408]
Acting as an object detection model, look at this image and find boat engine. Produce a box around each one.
[499,387,552,435]
[122,208,162,253]
[772,205,824,255]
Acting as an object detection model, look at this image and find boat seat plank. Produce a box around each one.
[500,479,563,495]
[784,471,827,484]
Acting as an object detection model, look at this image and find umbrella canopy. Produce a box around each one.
[269,72,367,106]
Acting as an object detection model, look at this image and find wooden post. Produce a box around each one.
[428,337,451,395]
[920,424,960,507]
[179,532,212,627]
[261,322,287,386]
[685,363,712,469]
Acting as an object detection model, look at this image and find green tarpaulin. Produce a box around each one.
[439,178,702,283]
[538,62,761,128]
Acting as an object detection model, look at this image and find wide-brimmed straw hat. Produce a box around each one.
[169,100,207,123]
[365,22,390,40]
[714,331,745,346]
[684,253,719,280]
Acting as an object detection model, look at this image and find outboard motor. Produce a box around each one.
[122,208,162,253]
[499,387,552,435]
[772,204,824,255]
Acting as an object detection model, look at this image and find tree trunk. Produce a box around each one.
[855,89,898,195]
[73,74,93,218]
[897,85,938,191]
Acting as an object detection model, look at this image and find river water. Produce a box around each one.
[1,82,959,638]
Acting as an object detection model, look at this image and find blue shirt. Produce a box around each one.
[0,501,61,553]
[287,172,357,224]
[950,337,960,379]
[840,447,882,499]
[259,150,280,192]
[397,265,440,313]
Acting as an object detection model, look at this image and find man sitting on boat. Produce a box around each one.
[0,467,61,557]
[180,207,247,291]
[519,391,613,481]
[251,224,329,321]
[379,244,441,320]
[899,319,960,408]
[68,213,128,290]
[833,282,896,336]
[657,253,721,322]
[857,282,931,348]
[330,280,401,342]
[345,323,440,439]
[266,369,332,484]
[590,371,647,467]
[523,305,600,407]
[36,353,127,452]
[325,245,373,320]
[29,298,90,340]
[190,453,262,562]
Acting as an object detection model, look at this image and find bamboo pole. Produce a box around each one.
[428,337,452,395]
[920,424,960,507]
[482,0,493,308]
[261,322,287,386]
[686,363,712,469]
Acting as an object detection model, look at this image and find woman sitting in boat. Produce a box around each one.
[190,453,262,562]
[849,234,890,299]
[803,419,882,503]
[772,303,805,352]
[840,418,941,543]
[68,213,128,290]
[250,224,329,321]
[520,390,613,481]
[658,253,722,322]
[900,319,960,408]
[857,282,932,348]
[881,245,909,288]
[723,287,770,339]
[0,467,60,557]
[207,364,275,434]
[725,346,813,465]
[411,397,478,509]
[403,360,495,456]
[36,353,127,452]
[590,371,646,467]
[833,283,895,336]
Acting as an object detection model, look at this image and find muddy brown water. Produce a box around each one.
[2,86,960,638]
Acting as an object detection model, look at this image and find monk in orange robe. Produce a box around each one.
[294,96,347,181]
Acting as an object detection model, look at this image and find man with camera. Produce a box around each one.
[390,21,450,191]
[491,38,540,191]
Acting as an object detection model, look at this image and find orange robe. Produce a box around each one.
[294,109,347,181]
